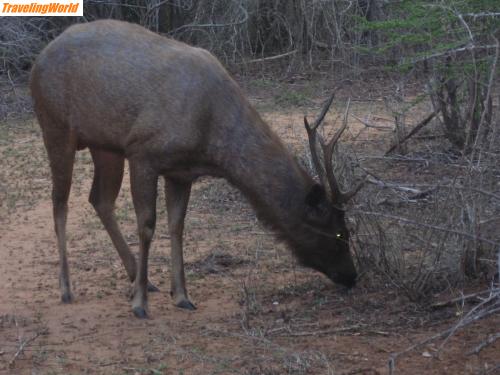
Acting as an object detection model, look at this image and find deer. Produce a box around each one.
[30,20,364,319]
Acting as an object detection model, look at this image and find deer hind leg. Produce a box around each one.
[165,178,195,310]
[88,149,159,292]
[129,160,158,319]
[41,126,76,304]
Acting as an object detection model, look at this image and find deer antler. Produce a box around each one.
[303,92,335,190]
[304,95,366,205]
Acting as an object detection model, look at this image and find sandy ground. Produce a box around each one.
[0,103,499,374]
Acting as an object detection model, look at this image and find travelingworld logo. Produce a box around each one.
[1,1,82,16]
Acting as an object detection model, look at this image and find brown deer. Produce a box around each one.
[30,20,363,319]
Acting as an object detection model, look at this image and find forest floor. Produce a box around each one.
[0,80,499,374]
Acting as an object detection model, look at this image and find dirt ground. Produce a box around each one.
[0,91,499,374]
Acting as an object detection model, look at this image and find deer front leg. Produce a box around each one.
[129,161,158,319]
[165,178,195,310]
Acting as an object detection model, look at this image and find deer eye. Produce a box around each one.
[336,233,342,238]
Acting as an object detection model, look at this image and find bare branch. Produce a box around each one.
[473,36,499,157]
[431,290,491,309]
[242,50,297,64]
[385,111,439,155]
[366,176,422,194]
[9,331,43,368]
[462,12,500,18]
[357,211,500,247]
[389,301,500,374]
[169,1,248,34]
[467,333,500,355]
[350,113,394,131]
[410,44,498,64]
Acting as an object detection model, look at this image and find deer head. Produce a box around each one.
[301,92,365,287]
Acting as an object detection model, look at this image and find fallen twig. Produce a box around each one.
[243,50,297,64]
[279,324,364,337]
[339,367,382,375]
[9,331,43,368]
[484,363,500,374]
[431,290,490,309]
[367,176,422,194]
[388,298,500,374]
[467,333,500,355]
[438,295,500,351]
[407,188,438,200]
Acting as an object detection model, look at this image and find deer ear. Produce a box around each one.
[332,205,346,219]
[304,184,330,225]
[305,184,326,207]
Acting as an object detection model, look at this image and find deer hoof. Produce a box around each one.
[132,306,149,319]
[61,292,74,304]
[147,281,160,292]
[176,300,196,310]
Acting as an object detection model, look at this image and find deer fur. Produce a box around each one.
[30,20,357,318]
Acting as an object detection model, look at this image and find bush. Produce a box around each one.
[359,0,500,154]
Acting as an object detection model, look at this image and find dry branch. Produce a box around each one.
[358,211,499,247]
[9,331,44,368]
[388,301,500,374]
[243,50,297,64]
[275,324,365,337]
[350,113,394,131]
[467,333,500,355]
[410,44,498,63]
[366,176,422,195]
[169,1,248,34]
[385,111,439,155]
[431,290,491,309]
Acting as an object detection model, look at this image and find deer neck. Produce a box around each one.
[213,105,313,237]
